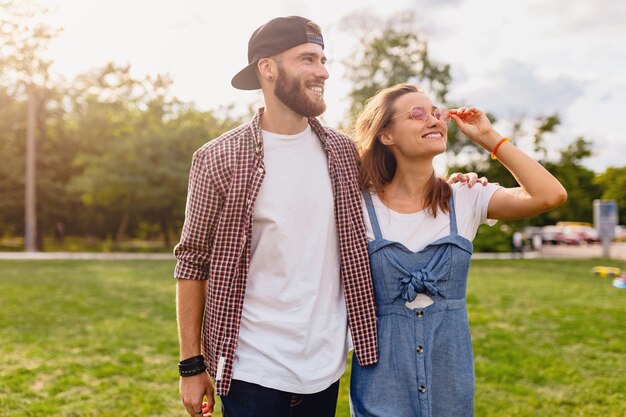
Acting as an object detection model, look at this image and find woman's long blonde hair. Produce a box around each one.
[353,83,451,217]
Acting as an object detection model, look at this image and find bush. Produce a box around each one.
[473,223,513,253]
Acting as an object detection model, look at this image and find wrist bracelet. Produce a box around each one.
[179,366,207,377]
[179,355,205,365]
[491,137,509,160]
[178,355,206,377]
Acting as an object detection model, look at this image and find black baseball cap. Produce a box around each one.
[231,16,324,90]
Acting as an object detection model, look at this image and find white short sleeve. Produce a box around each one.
[362,182,502,253]
[451,182,501,241]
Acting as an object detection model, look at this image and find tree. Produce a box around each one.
[67,63,242,248]
[449,116,600,228]
[533,113,560,160]
[0,0,61,250]
[0,87,26,236]
[543,138,601,224]
[341,11,451,121]
[0,1,59,89]
[594,167,626,225]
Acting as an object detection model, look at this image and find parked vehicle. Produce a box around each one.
[558,226,583,245]
[556,221,593,228]
[541,225,564,245]
[541,225,583,245]
[576,226,600,243]
[544,222,601,245]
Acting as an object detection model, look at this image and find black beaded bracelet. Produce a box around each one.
[178,355,206,377]
[179,366,206,377]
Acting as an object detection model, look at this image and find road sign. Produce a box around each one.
[594,200,618,238]
[594,200,618,258]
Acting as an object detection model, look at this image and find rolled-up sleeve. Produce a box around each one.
[174,149,223,280]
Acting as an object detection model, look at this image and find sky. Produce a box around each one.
[30,0,626,172]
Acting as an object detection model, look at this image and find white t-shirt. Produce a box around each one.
[362,182,500,308]
[232,125,348,394]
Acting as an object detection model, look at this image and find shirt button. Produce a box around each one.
[416,310,424,318]
[416,345,424,353]
[418,385,426,393]
[257,167,264,173]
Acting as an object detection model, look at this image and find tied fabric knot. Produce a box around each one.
[400,268,445,302]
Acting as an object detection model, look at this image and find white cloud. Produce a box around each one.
[450,59,584,118]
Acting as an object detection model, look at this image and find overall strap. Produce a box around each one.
[448,193,459,235]
[363,191,383,240]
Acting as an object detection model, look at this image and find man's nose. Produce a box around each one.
[316,63,329,80]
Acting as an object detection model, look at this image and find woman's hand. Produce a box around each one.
[449,107,500,151]
[447,172,490,188]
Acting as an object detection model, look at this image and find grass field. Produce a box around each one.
[1,259,625,417]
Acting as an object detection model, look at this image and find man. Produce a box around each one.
[174,15,482,417]
[174,16,377,417]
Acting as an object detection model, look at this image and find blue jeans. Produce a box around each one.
[220,379,340,417]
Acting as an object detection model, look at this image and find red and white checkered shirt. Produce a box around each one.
[174,109,378,395]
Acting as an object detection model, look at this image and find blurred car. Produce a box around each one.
[541,225,582,245]
[558,227,583,245]
[554,222,601,244]
[541,225,563,245]
[576,226,600,243]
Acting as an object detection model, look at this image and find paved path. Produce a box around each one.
[0,252,173,260]
[1,243,626,260]
[537,242,626,260]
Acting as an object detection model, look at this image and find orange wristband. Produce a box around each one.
[491,137,509,160]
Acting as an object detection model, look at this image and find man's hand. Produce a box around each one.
[180,372,214,417]
[447,172,490,188]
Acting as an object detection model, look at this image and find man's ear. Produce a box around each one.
[257,58,275,82]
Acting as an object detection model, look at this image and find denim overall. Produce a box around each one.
[350,193,475,417]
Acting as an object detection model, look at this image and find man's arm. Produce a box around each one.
[174,148,226,417]
[177,279,214,417]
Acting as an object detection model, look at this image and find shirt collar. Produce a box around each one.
[250,107,331,157]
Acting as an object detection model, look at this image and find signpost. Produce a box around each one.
[593,200,618,258]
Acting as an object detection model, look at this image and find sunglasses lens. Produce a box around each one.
[409,107,428,121]
[435,108,450,122]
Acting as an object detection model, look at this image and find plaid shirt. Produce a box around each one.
[174,109,378,395]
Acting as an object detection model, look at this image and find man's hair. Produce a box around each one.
[306,21,322,37]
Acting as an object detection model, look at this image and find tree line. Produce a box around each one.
[1,5,624,251]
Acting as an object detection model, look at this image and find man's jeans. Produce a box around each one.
[220,379,340,417]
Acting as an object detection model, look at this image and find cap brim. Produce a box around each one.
[231,61,261,90]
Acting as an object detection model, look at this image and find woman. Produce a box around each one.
[349,84,567,417]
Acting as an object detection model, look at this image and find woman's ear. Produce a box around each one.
[379,131,394,146]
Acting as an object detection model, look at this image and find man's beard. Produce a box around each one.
[274,65,326,118]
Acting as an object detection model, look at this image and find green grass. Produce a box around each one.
[0,259,625,416]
